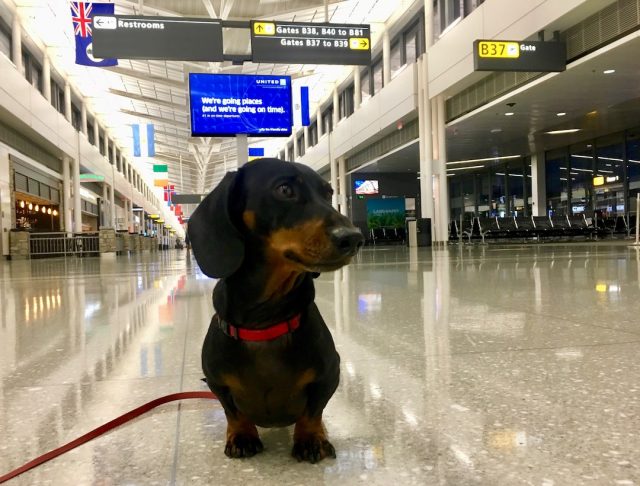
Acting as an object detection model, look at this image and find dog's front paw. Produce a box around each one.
[225,433,264,458]
[291,437,336,463]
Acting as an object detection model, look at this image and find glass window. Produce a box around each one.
[99,134,106,155]
[322,105,333,133]
[372,59,383,95]
[51,81,65,114]
[338,85,354,120]
[390,41,402,78]
[505,158,531,216]
[87,119,95,145]
[287,143,294,161]
[569,142,594,216]
[297,133,304,157]
[404,23,420,64]
[0,19,10,59]
[308,121,318,147]
[595,134,625,216]
[491,168,506,217]
[546,149,569,216]
[71,103,81,131]
[360,69,371,103]
[438,0,462,36]
[627,128,640,214]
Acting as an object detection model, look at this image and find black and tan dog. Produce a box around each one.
[188,158,363,463]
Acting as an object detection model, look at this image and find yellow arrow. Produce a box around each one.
[253,22,275,35]
[349,37,369,50]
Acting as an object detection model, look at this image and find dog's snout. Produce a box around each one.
[330,227,364,255]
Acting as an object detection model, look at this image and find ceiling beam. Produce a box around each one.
[202,0,218,18]
[109,89,188,112]
[120,109,190,129]
[106,66,185,89]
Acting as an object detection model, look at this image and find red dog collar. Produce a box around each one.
[217,314,301,342]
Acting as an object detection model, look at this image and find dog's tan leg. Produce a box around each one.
[291,414,336,463]
[224,412,264,458]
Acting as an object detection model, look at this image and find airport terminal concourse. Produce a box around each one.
[1,0,640,484]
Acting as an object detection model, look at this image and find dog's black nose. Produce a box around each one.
[330,227,364,255]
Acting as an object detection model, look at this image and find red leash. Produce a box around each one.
[0,391,217,484]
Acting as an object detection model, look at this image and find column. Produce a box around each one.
[435,95,449,243]
[353,68,361,110]
[292,131,299,159]
[130,199,135,233]
[330,154,338,210]
[62,156,72,234]
[80,100,87,135]
[338,157,347,217]
[236,134,248,167]
[332,87,339,128]
[303,126,310,152]
[418,56,435,229]
[382,28,391,86]
[105,137,110,163]
[42,53,51,102]
[102,183,108,228]
[531,152,546,216]
[64,82,72,123]
[110,184,116,228]
[317,107,324,137]
[11,16,22,72]
[72,157,82,233]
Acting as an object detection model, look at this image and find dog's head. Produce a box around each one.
[188,158,364,279]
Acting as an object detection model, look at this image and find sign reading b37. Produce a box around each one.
[251,20,371,65]
[474,39,566,72]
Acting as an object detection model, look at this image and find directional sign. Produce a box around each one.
[250,21,371,65]
[92,15,223,62]
[473,39,566,72]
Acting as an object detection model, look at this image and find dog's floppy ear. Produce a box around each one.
[188,171,244,278]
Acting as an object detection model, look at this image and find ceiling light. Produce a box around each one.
[556,112,566,117]
[447,155,521,165]
[447,165,486,172]
[545,129,581,135]
[603,69,615,74]
[504,112,514,116]
[490,128,502,133]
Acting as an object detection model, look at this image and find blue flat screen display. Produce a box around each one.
[189,73,292,137]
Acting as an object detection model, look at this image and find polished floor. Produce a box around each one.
[1,244,640,485]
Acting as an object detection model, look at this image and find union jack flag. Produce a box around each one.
[71,2,93,37]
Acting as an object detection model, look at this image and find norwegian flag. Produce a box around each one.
[70,2,117,67]
[163,185,175,204]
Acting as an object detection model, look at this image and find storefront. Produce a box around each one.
[14,195,60,231]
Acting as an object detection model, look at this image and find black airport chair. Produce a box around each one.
[551,215,572,237]
[567,214,595,238]
[514,216,536,238]
[476,217,501,243]
[532,216,554,239]
[497,216,519,238]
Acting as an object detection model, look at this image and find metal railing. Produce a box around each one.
[29,232,100,257]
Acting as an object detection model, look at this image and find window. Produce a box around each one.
[437,0,462,36]
[297,133,305,157]
[595,134,625,216]
[546,149,569,216]
[322,105,333,134]
[404,22,421,64]
[628,129,640,214]
[87,118,95,145]
[308,120,318,147]
[360,69,371,103]
[51,80,65,114]
[287,143,294,161]
[372,59,383,95]
[22,49,43,93]
[108,140,115,164]
[0,18,11,59]
[338,85,354,120]
[71,103,81,131]
[99,133,106,156]
[569,142,594,216]
[390,41,403,78]
[279,150,285,160]
[116,149,122,172]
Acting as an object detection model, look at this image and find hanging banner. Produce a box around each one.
[70,2,118,67]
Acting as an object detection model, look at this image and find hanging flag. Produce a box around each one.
[163,185,175,205]
[153,164,168,173]
[132,124,155,157]
[248,147,264,162]
[154,178,168,187]
[70,2,118,67]
[292,86,310,127]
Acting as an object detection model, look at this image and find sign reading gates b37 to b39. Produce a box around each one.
[473,39,566,72]
[251,21,371,65]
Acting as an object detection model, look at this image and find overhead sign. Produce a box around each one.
[92,15,223,61]
[473,40,566,72]
[79,173,105,182]
[172,194,205,204]
[250,21,371,65]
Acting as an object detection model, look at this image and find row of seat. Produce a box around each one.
[369,227,407,245]
[451,214,638,243]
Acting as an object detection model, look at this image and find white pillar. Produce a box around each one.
[64,82,72,123]
[11,16,22,73]
[332,87,339,128]
[435,95,449,243]
[303,126,310,151]
[42,53,51,102]
[293,131,299,159]
[80,100,87,135]
[236,134,248,167]
[424,0,434,50]
[383,28,391,86]
[338,157,347,216]
[72,157,82,233]
[130,199,135,232]
[353,68,361,110]
[418,56,435,226]
[531,152,546,216]
[62,156,72,234]
[102,183,109,228]
[317,107,324,137]
[110,184,116,228]
[93,121,99,148]
[104,136,110,162]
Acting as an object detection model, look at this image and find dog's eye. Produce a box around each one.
[276,183,295,199]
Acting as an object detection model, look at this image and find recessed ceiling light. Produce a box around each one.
[545,129,581,135]
[557,112,566,117]
[603,69,615,74]
[505,112,514,116]
[490,128,502,133]
[447,155,521,165]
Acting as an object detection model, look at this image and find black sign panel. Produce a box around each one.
[473,40,566,72]
[172,194,205,204]
[92,15,223,61]
[250,21,371,65]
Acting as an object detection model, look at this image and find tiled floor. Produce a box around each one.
[1,244,640,485]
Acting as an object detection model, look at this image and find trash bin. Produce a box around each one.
[416,218,432,247]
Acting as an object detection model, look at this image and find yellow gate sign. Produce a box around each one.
[349,38,369,50]
[478,41,520,58]
[253,22,275,35]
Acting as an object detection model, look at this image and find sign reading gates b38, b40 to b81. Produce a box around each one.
[251,21,371,65]
[473,39,566,72]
